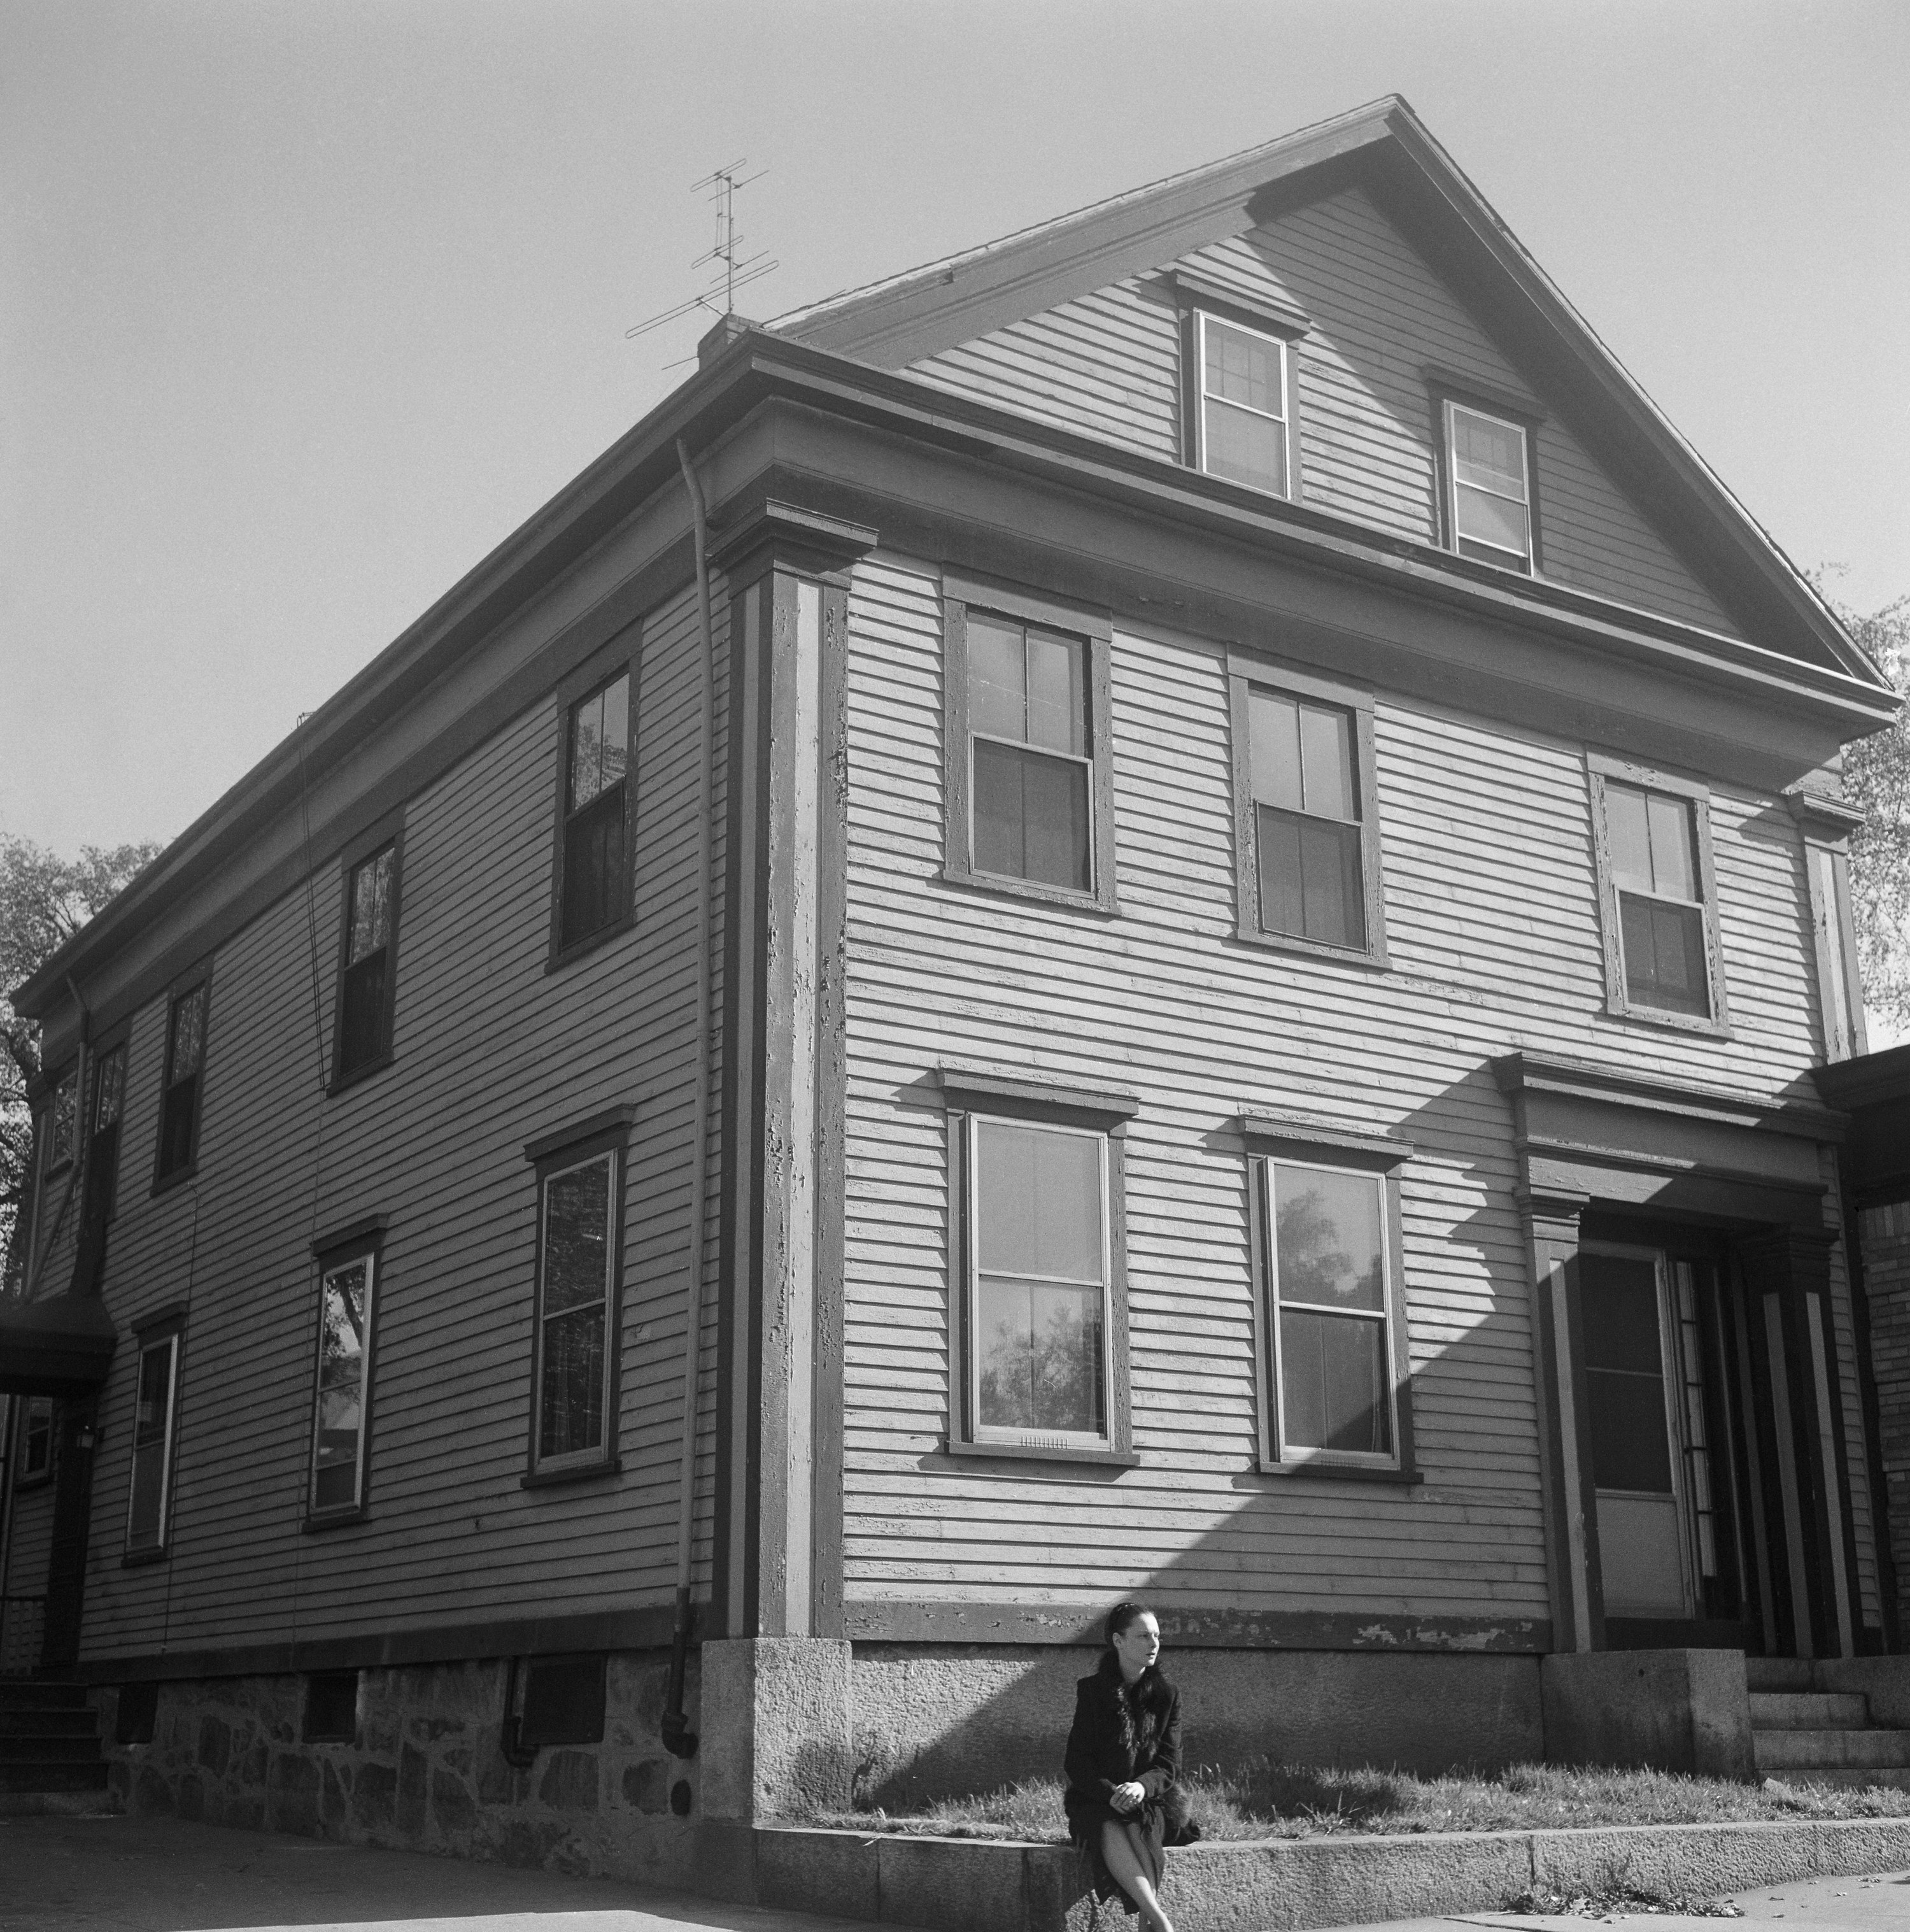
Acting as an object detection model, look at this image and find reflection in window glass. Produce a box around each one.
[537,1153,614,1463]
[561,673,632,948]
[312,1258,374,1514]
[157,986,208,1178]
[339,845,397,1076]
[127,1335,179,1552]
[46,1068,78,1170]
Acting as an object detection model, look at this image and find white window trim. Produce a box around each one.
[1195,311,1292,500]
[125,1331,181,1556]
[309,1251,377,1519]
[530,1146,621,1476]
[1444,399,1534,574]
[963,1112,1115,1454]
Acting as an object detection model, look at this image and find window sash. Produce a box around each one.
[1198,313,1290,498]
[311,1257,375,1516]
[1445,402,1532,570]
[533,1150,618,1470]
[1263,1160,1399,1467]
[560,777,629,948]
[126,1335,180,1552]
[1595,769,1720,1025]
[969,735,1094,893]
[965,1116,1113,1450]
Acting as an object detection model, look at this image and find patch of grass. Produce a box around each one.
[809,1759,1910,1843]
[1508,1882,1744,1919]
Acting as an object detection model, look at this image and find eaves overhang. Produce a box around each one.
[15,327,1901,1019]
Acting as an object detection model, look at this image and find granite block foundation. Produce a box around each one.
[94,1649,700,1884]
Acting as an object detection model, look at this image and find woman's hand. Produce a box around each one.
[1110,1780,1146,1814]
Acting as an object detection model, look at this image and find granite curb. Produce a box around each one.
[742,1817,1910,1932]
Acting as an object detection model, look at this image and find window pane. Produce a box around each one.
[1280,1309,1389,1453]
[1205,319,1282,415]
[1249,691,1303,812]
[24,1398,52,1476]
[1606,783,1653,893]
[1024,630,1084,756]
[1450,409,1526,501]
[539,1305,606,1459]
[1298,704,1356,821]
[598,673,629,786]
[1587,1370,1674,1492]
[569,688,605,809]
[94,1049,125,1132]
[561,786,626,945]
[348,848,393,963]
[1455,485,1531,560]
[1645,792,1697,900]
[1620,892,1709,1016]
[169,988,206,1081]
[975,1277,1104,1436]
[543,1158,611,1316]
[1273,1165,1385,1310]
[1256,807,1305,937]
[339,953,388,1072]
[1580,1254,1662,1373]
[129,1342,174,1547]
[49,1072,76,1167]
[967,616,1026,744]
[158,1076,198,1176]
[1203,397,1287,495]
[975,1122,1102,1281]
[1298,817,1366,948]
[972,740,1090,892]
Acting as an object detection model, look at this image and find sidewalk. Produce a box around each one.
[0,1812,1904,1932]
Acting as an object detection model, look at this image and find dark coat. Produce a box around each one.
[1062,1653,1187,1907]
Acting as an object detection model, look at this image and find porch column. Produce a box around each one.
[1519,1184,1603,1653]
[1738,1226,1854,1658]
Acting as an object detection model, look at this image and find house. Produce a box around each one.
[2,97,1904,1886]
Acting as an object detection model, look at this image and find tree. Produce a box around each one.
[1836,597,1910,1037]
[1,835,164,1293]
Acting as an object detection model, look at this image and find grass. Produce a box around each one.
[811,1759,1910,1843]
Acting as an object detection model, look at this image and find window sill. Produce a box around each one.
[940,1437,1139,1471]
[1232,924,1387,970]
[521,1457,622,1489]
[1601,1002,1732,1042]
[940,868,1118,919]
[12,1474,52,1493]
[122,1546,169,1568]
[1256,1458,1422,1486]
[545,914,635,977]
[302,1508,368,1534]
[327,1053,395,1098]
[148,1165,197,1200]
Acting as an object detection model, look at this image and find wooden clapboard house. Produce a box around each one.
[2,99,1902,1863]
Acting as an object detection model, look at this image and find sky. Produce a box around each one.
[3,0,1906,869]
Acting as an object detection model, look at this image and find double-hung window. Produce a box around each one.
[1588,755,1727,1030]
[17,1396,53,1487]
[555,668,633,955]
[941,1069,1136,1465]
[943,577,1116,913]
[333,835,400,1084]
[1247,1115,1415,1476]
[125,1321,182,1560]
[523,1109,632,1480]
[153,980,209,1184]
[1229,655,1386,964]
[1195,312,1293,498]
[308,1237,378,1524]
[1442,399,1535,572]
[44,1066,77,1178]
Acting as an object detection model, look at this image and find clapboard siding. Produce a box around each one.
[909,186,1739,641]
[71,582,727,1666]
[838,553,1830,1622]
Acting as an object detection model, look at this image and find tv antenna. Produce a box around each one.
[627,160,779,341]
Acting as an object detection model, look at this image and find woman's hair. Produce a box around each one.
[1101,1601,1164,1763]
[1105,1599,1152,1646]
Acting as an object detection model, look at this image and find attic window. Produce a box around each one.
[1195,313,1291,499]
[1443,401,1533,572]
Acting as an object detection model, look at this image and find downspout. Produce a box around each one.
[661,436,717,1759]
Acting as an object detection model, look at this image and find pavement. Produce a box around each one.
[0,1814,1904,1932]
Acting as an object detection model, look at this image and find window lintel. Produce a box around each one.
[1170,269,1311,340]
[940,569,1111,641]
[935,1065,1139,1130]
[1226,650,1374,714]
[1421,365,1545,428]
[310,1214,389,1263]
[522,1104,639,1168]
[1238,1111,1413,1172]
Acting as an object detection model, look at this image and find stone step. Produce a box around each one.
[0,1707,96,1738]
[1745,1657,1816,1692]
[0,1760,110,1795]
[1748,1691,1871,1730]
[1765,1765,1910,1793]
[0,1733,100,1764]
[0,1681,88,1710]
[0,1789,118,1818]
[1754,1727,1910,1770]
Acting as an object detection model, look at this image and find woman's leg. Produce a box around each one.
[1098,1819,1175,1932]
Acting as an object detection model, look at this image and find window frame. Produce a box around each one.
[150,968,213,1194]
[1787,789,1869,1063]
[329,818,405,1093]
[15,1395,55,1489]
[1586,752,1730,1037]
[41,1062,78,1181]
[548,648,638,970]
[941,572,1118,916]
[937,1067,1138,1470]
[82,1030,130,1226]
[124,1312,185,1565]
[521,1107,634,1484]
[304,1221,384,1531]
[1242,1113,1418,1482]
[1227,651,1388,967]
[1190,309,1300,502]
[1427,374,1543,576]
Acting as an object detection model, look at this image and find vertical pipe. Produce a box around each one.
[661,437,718,1758]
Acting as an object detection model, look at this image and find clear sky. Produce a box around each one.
[4,0,1906,863]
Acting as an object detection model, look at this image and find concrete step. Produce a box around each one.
[0,1707,96,1738]
[1765,1765,1910,1792]
[1745,1656,1816,1692]
[1754,1726,1910,1770]
[0,1733,100,1764]
[1748,1691,1871,1730]
[0,1681,87,1710]
[0,1760,110,1795]
[0,1789,118,1817]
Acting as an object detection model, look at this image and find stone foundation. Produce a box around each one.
[94,1647,700,1883]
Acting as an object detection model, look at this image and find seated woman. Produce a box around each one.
[1063,1600,1189,1932]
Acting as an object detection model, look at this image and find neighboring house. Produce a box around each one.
[1,98,1902,1883]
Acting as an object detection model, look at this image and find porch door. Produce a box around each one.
[1581,1246,1695,1619]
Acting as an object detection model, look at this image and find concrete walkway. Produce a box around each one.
[0,1814,1904,1932]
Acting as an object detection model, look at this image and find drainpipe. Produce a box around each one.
[660,436,717,1760]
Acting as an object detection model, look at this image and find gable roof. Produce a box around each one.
[768,96,1874,683]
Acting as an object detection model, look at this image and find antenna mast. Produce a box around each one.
[627,160,779,341]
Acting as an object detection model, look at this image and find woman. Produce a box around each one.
[1063,1600,1190,1932]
